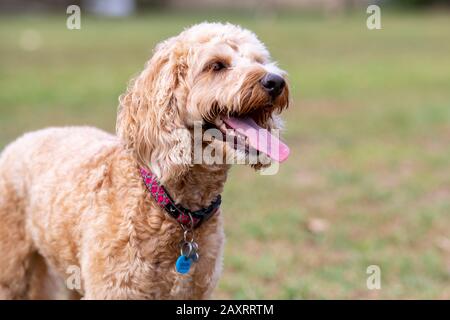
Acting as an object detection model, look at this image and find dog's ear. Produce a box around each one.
[117,37,191,183]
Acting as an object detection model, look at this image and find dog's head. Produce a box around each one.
[117,22,290,182]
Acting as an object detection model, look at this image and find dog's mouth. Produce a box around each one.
[204,112,290,163]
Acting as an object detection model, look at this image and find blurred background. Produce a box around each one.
[1,0,449,299]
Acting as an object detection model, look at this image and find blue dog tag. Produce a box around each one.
[176,255,192,274]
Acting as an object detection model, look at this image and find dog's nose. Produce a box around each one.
[260,73,285,98]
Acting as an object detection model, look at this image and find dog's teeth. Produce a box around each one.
[214,118,224,127]
[226,128,236,136]
[236,131,246,139]
[219,123,227,132]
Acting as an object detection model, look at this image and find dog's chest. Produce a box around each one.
[136,216,225,299]
[134,248,222,299]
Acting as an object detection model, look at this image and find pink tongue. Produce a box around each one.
[222,117,290,163]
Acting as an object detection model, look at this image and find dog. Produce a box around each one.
[0,22,290,299]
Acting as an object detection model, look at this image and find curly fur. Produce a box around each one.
[0,22,289,299]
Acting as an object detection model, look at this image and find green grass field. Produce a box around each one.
[1,10,449,299]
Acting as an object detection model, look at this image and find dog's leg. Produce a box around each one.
[27,252,82,300]
[81,259,135,300]
[0,176,34,299]
[80,243,152,300]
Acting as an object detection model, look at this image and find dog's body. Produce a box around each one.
[0,22,289,299]
[0,127,225,299]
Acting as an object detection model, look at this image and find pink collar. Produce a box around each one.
[140,168,221,229]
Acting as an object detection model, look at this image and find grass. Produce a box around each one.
[1,10,449,299]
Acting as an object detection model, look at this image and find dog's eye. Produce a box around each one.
[211,62,226,71]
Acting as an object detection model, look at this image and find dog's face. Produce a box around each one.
[117,23,290,181]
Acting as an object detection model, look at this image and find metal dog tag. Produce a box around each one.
[176,240,200,274]
[176,255,192,274]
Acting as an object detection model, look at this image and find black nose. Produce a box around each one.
[260,73,285,98]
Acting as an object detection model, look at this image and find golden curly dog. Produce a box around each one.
[0,22,290,299]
